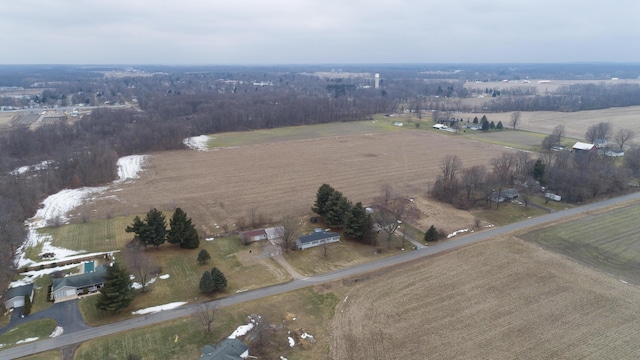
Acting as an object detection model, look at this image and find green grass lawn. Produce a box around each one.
[75,286,340,360]
[0,319,57,350]
[17,350,61,360]
[462,129,550,152]
[284,234,407,277]
[472,201,547,227]
[206,117,406,148]
[79,236,289,326]
[518,201,640,283]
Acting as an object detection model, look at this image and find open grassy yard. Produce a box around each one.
[472,201,548,227]
[78,235,291,326]
[330,236,640,359]
[0,319,56,350]
[17,350,62,360]
[461,128,559,152]
[75,286,340,360]
[518,201,640,284]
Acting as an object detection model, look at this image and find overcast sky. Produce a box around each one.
[1,0,638,65]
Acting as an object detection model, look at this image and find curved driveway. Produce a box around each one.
[3,191,640,359]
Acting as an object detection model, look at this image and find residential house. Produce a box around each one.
[51,263,107,303]
[200,338,249,360]
[296,231,340,250]
[3,283,34,310]
[239,229,267,243]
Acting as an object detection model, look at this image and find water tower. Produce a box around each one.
[374,73,380,89]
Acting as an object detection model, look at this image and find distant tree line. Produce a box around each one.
[482,83,640,112]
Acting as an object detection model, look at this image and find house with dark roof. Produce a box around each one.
[296,231,340,250]
[200,338,249,360]
[51,263,108,303]
[3,283,34,310]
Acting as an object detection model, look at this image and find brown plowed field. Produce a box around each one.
[94,131,504,234]
[330,237,640,359]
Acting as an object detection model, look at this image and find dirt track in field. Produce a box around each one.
[93,131,502,234]
[330,236,640,359]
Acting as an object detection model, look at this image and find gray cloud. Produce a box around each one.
[0,0,638,64]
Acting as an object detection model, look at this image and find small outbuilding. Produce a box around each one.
[239,229,267,243]
[296,231,340,250]
[264,227,284,241]
[572,142,596,153]
[3,283,34,310]
[200,338,249,360]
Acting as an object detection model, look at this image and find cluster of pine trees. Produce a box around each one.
[199,267,227,294]
[126,208,200,249]
[311,184,376,244]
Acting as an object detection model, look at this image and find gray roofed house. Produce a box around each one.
[296,231,340,250]
[200,338,249,360]
[52,263,108,303]
[3,283,34,310]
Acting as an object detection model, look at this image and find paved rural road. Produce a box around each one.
[3,191,640,359]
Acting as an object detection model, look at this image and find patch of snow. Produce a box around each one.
[146,277,157,285]
[621,280,628,284]
[301,332,313,339]
[228,323,254,339]
[183,135,211,151]
[16,337,39,344]
[115,155,148,183]
[129,274,136,280]
[484,224,494,228]
[49,326,63,338]
[280,357,288,360]
[14,154,147,270]
[10,262,87,287]
[447,229,469,239]
[131,301,187,315]
[205,237,215,241]
[10,160,53,175]
[131,282,142,290]
[288,336,295,347]
[159,274,170,279]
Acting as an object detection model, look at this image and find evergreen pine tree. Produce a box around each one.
[96,263,135,313]
[311,184,335,218]
[197,249,211,264]
[324,191,350,227]
[167,208,200,248]
[473,116,479,124]
[490,121,496,130]
[199,270,215,293]
[425,225,439,242]
[145,208,167,248]
[344,202,368,240]
[211,267,228,291]
[481,119,489,132]
[125,216,154,248]
[23,294,32,315]
[496,121,504,130]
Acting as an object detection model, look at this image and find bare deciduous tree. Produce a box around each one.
[461,165,487,200]
[585,122,612,144]
[372,198,419,248]
[192,302,218,333]
[614,128,635,149]
[491,152,515,186]
[510,111,521,129]
[276,217,299,253]
[377,183,395,206]
[124,239,155,293]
